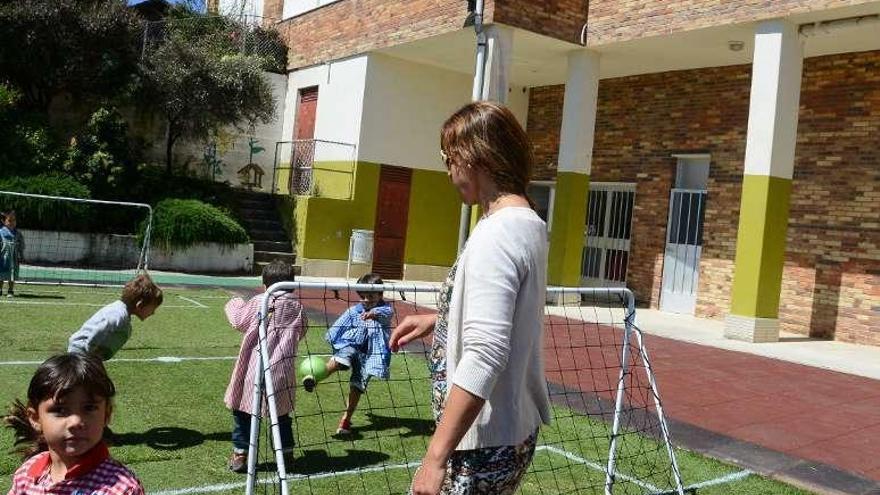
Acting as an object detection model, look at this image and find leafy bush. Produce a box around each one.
[0,84,60,178]
[63,107,142,198]
[147,198,248,250]
[0,174,90,230]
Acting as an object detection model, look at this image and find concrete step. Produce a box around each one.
[234,190,273,199]
[238,208,278,221]
[253,261,302,276]
[254,251,296,264]
[241,217,284,231]
[249,229,289,242]
[237,198,276,211]
[253,240,293,253]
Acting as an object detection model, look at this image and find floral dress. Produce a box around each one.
[427,262,538,495]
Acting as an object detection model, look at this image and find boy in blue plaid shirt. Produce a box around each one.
[303,273,393,434]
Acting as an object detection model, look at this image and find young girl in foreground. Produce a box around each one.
[5,353,144,495]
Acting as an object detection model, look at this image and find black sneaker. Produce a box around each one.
[302,375,316,392]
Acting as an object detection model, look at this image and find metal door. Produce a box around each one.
[659,189,707,314]
[372,165,412,280]
[581,183,635,287]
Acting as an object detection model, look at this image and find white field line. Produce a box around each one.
[538,445,661,492]
[0,299,203,309]
[680,469,752,491]
[0,356,237,366]
[178,295,209,308]
[0,352,430,367]
[147,446,751,495]
[149,462,421,495]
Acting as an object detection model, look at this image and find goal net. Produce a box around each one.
[242,282,685,495]
[0,191,152,287]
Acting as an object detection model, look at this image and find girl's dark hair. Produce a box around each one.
[440,101,534,204]
[263,260,295,288]
[4,353,115,458]
[356,273,384,296]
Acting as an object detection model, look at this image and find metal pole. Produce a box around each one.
[633,325,686,495]
[244,305,267,495]
[457,0,487,253]
[256,291,290,495]
[604,289,635,494]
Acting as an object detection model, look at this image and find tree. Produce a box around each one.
[139,7,276,173]
[0,0,142,113]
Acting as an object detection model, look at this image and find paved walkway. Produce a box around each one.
[632,311,880,494]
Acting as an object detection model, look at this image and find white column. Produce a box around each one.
[724,19,804,343]
[547,49,600,291]
[558,50,600,174]
[742,20,803,180]
[479,25,513,103]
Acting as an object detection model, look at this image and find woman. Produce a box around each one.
[390,101,551,494]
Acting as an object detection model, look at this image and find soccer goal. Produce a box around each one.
[243,282,685,495]
[0,190,152,287]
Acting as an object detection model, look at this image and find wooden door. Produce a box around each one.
[295,86,318,140]
[372,165,412,280]
[291,87,318,194]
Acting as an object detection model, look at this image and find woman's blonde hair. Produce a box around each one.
[440,101,534,201]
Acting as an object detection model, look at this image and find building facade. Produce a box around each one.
[258,0,879,345]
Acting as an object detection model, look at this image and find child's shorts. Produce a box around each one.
[332,346,372,392]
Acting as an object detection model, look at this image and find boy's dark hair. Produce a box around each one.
[356,273,384,295]
[263,260,295,288]
[4,353,115,458]
[121,273,163,311]
[0,210,14,222]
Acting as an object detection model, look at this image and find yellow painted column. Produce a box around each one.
[725,20,802,343]
[548,172,590,286]
[547,49,600,287]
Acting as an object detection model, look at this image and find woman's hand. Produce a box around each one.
[390,313,437,352]
[410,457,446,495]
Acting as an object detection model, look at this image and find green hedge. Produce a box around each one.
[0,174,91,230]
[148,198,249,250]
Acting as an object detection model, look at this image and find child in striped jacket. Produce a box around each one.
[223,261,307,473]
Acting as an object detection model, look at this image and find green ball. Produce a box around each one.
[299,355,328,382]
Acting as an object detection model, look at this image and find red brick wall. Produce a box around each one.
[491,0,588,45]
[781,49,880,345]
[527,50,880,345]
[271,0,471,68]
[585,1,875,45]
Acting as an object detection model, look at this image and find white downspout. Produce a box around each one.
[457,0,487,253]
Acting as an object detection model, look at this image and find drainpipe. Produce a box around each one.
[457,0,487,253]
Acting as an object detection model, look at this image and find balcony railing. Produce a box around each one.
[272,139,357,199]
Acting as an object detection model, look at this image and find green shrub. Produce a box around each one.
[0,174,91,230]
[0,84,61,178]
[63,107,143,198]
[147,198,248,250]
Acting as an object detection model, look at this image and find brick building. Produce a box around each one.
[246,0,879,346]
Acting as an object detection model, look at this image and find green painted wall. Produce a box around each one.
[548,172,590,286]
[295,161,380,261]
[312,161,356,200]
[730,174,792,318]
[404,168,460,266]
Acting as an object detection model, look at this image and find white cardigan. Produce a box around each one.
[446,206,552,450]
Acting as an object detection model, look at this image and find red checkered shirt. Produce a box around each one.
[7,443,144,495]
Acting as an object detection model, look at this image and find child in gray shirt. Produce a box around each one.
[68,273,164,360]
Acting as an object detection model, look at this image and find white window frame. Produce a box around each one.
[282,0,344,20]
[527,180,556,232]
